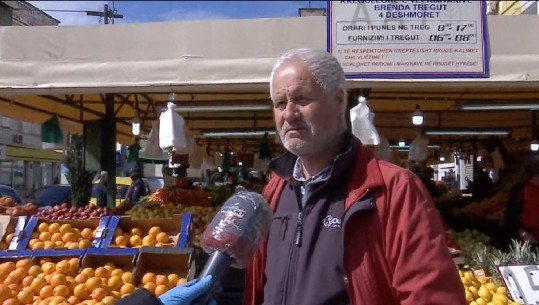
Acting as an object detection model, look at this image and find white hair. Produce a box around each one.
[269,48,347,104]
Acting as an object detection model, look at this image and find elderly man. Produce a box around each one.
[116,48,464,305]
[243,48,465,305]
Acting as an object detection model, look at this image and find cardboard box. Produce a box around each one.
[0,215,28,252]
[104,213,192,249]
[131,247,195,286]
[22,216,111,250]
[80,248,139,272]
[28,249,86,267]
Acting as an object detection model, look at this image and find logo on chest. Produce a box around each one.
[323,215,342,229]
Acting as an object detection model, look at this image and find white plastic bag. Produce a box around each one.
[159,102,186,150]
[140,120,163,159]
[350,96,380,145]
[408,133,429,161]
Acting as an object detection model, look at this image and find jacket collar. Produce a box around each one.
[268,133,386,210]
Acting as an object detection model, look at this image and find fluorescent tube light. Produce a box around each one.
[202,131,276,138]
[175,104,271,112]
[460,104,539,111]
[389,145,440,149]
[531,140,539,151]
[424,130,510,136]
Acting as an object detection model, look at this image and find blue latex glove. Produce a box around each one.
[158,275,215,305]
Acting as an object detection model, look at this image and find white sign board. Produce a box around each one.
[498,265,539,305]
[327,1,489,78]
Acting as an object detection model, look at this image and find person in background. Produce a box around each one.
[244,48,465,305]
[502,163,539,246]
[419,166,440,200]
[126,168,147,205]
[94,171,108,208]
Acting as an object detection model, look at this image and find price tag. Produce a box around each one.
[497,265,539,304]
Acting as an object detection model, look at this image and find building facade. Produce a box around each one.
[0,1,62,197]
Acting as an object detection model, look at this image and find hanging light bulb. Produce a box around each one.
[132,110,140,135]
[398,139,406,147]
[531,139,539,151]
[412,104,424,126]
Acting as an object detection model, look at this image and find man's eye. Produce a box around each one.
[274,102,286,110]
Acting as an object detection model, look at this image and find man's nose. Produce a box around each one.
[283,103,299,121]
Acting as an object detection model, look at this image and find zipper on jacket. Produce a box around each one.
[274,216,289,240]
[294,211,304,246]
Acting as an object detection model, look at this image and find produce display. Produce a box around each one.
[0,198,38,217]
[110,225,179,248]
[34,204,112,221]
[0,257,188,305]
[27,223,96,251]
[459,268,518,305]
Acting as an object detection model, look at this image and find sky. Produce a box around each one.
[27,1,328,26]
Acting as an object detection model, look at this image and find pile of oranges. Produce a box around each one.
[27,223,95,251]
[111,226,177,248]
[0,257,187,305]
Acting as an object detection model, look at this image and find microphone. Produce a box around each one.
[194,187,272,304]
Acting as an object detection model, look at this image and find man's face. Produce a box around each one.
[271,60,344,157]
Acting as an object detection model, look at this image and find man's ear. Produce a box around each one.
[335,88,345,108]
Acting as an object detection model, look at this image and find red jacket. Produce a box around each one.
[244,141,465,305]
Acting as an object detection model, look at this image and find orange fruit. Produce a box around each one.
[73,284,90,300]
[21,275,34,287]
[6,283,19,296]
[52,285,69,298]
[67,296,79,305]
[27,266,41,278]
[30,278,46,294]
[107,276,122,292]
[155,232,169,244]
[85,277,102,291]
[129,236,142,247]
[15,260,32,271]
[37,223,49,233]
[43,241,55,250]
[142,235,155,246]
[114,236,128,247]
[41,263,55,275]
[0,285,11,303]
[176,277,187,286]
[110,269,123,277]
[119,283,135,295]
[50,274,67,287]
[59,224,72,234]
[16,287,33,304]
[61,233,76,244]
[167,274,179,287]
[2,298,19,305]
[154,285,168,297]
[55,261,71,276]
[3,277,17,287]
[4,234,13,244]
[68,258,79,271]
[50,233,62,243]
[91,287,107,302]
[31,241,44,250]
[103,263,116,272]
[10,267,27,280]
[53,241,64,249]
[155,275,168,287]
[27,239,38,249]
[38,232,51,242]
[81,228,93,240]
[94,267,109,279]
[78,239,91,249]
[142,282,156,294]
[148,227,161,237]
[81,268,94,278]
[141,273,156,285]
[38,285,53,299]
[48,223,60,234]
[101,295,117,305]
[48,295,66,305]
[74,273,88,284]
[120,272,131,284]
[131,228,142,236]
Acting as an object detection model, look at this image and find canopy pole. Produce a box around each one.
[104,93,117,207]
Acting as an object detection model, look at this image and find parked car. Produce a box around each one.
[0,184,23,205]
[27,185,71,208]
